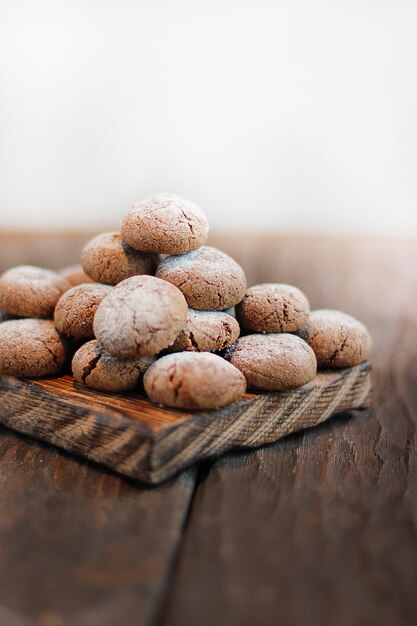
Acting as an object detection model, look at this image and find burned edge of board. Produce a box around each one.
[0,361,371,484]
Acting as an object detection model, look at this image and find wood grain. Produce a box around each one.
[0,363,370,485]
[0,231,415,626]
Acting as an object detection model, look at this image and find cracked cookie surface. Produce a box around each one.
[81,232,158,285]
[54,283,112,341]
[121,193,209,254]
[169,309,240,352]
[0,319,70,377]
[72,340,155,392]
[144,352,246,409]
[156,246,247,310]
[236,283,310,333]
[304,309,371,368]
[0,265,70,318]
[224,333,317,391]
[93,275,188,358]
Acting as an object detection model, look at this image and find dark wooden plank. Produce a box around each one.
[0,428,196,626]
[0,364,371,484]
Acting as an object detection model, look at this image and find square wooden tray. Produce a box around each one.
[0,361,371,484]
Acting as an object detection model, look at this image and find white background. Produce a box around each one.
[1,0,416,235]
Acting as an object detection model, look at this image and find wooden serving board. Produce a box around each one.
[0,361,371,484]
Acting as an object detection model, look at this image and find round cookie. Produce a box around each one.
[81,232,158,285]
[0,265,70,318]
[304,309,371,368]
[224,333,317,391]
[156,246,247,310]
[144,352,246,410]
[93,275,188,358]
[236,283,310,333]
[54,283,112,341]
[72,340,155,392]
[121,193,209,255]
[0,319,70,378]
[59,264,95,286]
[169,309,240,352]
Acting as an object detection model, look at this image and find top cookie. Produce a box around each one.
[81,232,158,285]
[236,283,310,333]
[0,265,70,318]
[304,309,371,368]
[156,246,247,310]
[121,193,209,254]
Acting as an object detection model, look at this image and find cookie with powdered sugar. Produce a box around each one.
[156,246,247,311]
[121,193,209,254]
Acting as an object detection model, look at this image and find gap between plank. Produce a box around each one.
[151,460,214,626]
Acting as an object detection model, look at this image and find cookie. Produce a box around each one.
[144,352,246,409]
[236,283,310,333]
[0,265,70,318]
[81,232,158,285]
[224,333,317,391]
[169,309,240,352]
[0,319,70,378]
[93,275,188,358]
[121,193,209,255]
[72,340,155,392]
[59,264,95,286]
[304,309,371,368]
[156,246,247,310]
[54,283,112,341]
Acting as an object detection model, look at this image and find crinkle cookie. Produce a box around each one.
[236,283,310,333]
[304,309,371,368]
[0,265,70,318]
[59,264,95,286]
[0,319,70,378]
[93,275,188,358]
[224,333,317,391]
[121,193,209,254]
[54,283,112,341]
[156,246,247,310]
[169,309,240,352]
[81,232,158,285]
[144,352,246,409]
[72,340,155,392]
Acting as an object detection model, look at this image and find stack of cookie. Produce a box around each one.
[0,193,371,410]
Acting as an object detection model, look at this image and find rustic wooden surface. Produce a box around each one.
[0,231,416,626]
[0,364,371,485]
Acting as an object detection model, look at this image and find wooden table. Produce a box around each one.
[0,231,416,626]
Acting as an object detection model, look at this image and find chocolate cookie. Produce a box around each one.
[93,275,188,358]
[59,264,94,286]
[304,309,371,368]
[156,246,247,310]
[81,232,158,285]
[236,283,310,333]
[144,352,246,409]
[224,333,317,391]
[169,309,240,352]
[54,283,112,341]
[0,319,70,378]
[72,340,155,392]
[121,193,209,254]
[0,265,70,318]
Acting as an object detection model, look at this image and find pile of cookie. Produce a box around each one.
[0,194,371,410]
